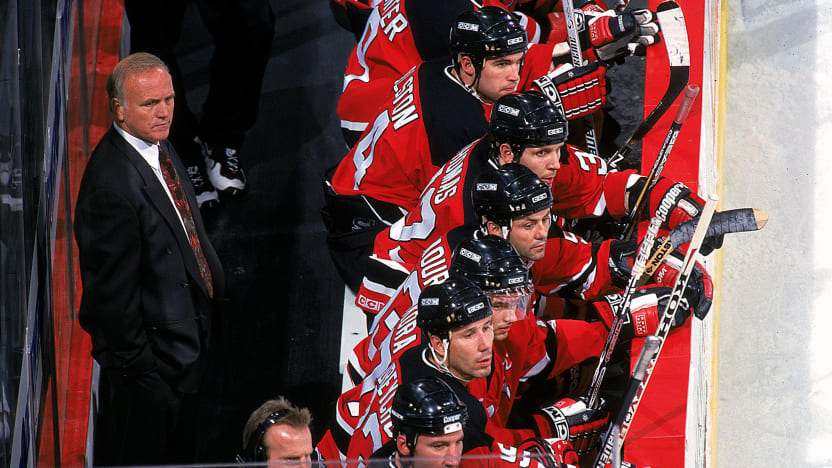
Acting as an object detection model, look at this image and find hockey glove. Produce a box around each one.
[594,285,693,341]
[532,397,609,455]
[583,8,659,62]
[544,0,612,45]
[643,177,724,255]
[532,61,607,120]
[607,238,638,288]
[652,250,714,320]
[517,438,579,466]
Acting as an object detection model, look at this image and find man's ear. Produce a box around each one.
[459,55,476,77]
[396,434,411,457]
[111,98,124,120]
[498,143,515,165]
[485,221,503,237]
[428,333,446,357]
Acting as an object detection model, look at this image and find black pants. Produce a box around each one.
[93,369,201,466]
[125,0,275,163]
[320,172,405,293]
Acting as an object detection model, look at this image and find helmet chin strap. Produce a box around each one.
[428,332,472,383]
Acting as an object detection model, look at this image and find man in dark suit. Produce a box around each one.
[74,52,225,466]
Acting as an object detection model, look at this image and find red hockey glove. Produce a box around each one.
[532,61,607,120]
[652,250,714,320]
[583,8,659,61]
[544,0,610,45]
[643,177,724,255]
[532,397,609,455]
[594,285,692,341]
[517,437,580,466]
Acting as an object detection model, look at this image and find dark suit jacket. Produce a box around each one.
[75,126,225,393]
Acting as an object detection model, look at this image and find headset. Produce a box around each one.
[237,408,291,463]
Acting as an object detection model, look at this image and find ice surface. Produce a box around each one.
[718,0,832,465]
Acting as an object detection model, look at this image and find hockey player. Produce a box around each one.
[335,0,659,147]
[317,278,608,464]
[356,91,713,318]
[370,376,579,467]
[323,6,607,291]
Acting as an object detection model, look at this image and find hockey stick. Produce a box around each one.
[616,195,718,446]
[621,84,700,241]
[593,335,661,468]
[608,0,690,170]
[586,216,662,410]
[640,207,769,280]
[562,0,599,155]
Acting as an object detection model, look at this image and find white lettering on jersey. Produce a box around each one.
[420,239,450,286]
[391,68,419,130]
[380,0,408,41]
[433,145,470,204]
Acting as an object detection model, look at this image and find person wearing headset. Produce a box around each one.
[240,396,314,465]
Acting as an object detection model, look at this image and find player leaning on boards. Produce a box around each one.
[323,5,655,292]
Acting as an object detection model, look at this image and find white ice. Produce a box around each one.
[718,0,832,465]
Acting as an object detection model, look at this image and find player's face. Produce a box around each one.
[476,52,524,102]
[518,143,564,185]
[112,67,174,144]
[447,316,494,380]
[409,431,465,468]
[264,424,313,467]
[508,208,551,261]
[489,291,531,341]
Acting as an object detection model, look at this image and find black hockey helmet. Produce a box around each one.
[391,377,468,450]
[450,7,528,76]
[450,236,533,321]
[417,277,492,340]
[450,236,531,293]
[472,163,554,227]
[490,91,569,162]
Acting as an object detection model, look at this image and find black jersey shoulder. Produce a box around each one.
[398,346,494,452]
[406,0,474,61]
[417,58,490,168]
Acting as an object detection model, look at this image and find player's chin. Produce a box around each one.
[493,328,510,341]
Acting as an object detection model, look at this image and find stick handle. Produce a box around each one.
[618,195,718,444]
[593,336,661,468]
[586,217,661,409]
[621,84,700,241]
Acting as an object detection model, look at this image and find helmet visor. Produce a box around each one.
[487,285,533,322]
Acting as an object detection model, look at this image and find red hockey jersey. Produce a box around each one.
[338,0,542,138]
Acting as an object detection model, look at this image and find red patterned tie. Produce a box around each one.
[158,144,214,298]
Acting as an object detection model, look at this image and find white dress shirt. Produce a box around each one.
[113,124,189,237]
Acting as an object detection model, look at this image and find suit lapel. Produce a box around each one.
[108,129,208,298]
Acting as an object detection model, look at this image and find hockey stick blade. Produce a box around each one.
[640,208,768,281]
[608,0,690,169]
[668,207,768,248]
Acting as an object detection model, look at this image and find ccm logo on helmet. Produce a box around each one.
[531,193,548,204]
[443,422,463,434]
[467,302,486,313]
[507,276,524,285]
[548,127,564,136]
[476,183,498,191]
[421,297,440,306]
[457,21,479,31]
[507,37,523,46]
[458,248,482,263]
[497,104,520,116]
